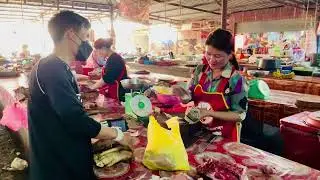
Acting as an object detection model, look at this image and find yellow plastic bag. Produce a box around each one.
[142,115,190,171]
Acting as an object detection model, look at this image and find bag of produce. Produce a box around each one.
[143,115,190,171]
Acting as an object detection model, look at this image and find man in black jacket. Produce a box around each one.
[28,11,132,180]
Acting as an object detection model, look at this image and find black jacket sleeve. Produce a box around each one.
[40,62,101,138]
[102,55,124,84]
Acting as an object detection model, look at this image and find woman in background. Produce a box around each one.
[91,38,128,101]
[86,38,112,68]
[19,44,31,58]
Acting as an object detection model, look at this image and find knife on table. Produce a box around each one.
[192,133,219,154]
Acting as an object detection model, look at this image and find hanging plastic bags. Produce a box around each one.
[143,115,190,171]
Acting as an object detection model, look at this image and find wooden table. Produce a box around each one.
[0,74,28,95]
[127,62,193,78]
[247,76,320,96]
[248,90,320,127]
[129,71,189,83]
[127,62,320,95]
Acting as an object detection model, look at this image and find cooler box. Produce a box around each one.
[280,112,320,170]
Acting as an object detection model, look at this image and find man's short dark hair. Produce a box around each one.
[48,10,91,44]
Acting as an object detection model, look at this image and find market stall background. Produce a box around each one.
[1,0,316,58]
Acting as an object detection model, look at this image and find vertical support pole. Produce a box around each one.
[110,5,116,49]
[221,0,227,29]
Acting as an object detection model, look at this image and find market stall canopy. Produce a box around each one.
[0,0,119,22]
[118,0,151,23]
[0,0,318,24]
[148,0,318,25]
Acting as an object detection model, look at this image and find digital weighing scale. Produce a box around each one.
[121,78,153,126]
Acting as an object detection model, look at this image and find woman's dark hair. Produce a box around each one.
[205,29,239,70]
[230,54,239,70]
[94,38,113,49]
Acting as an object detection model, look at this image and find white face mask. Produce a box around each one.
[97,57,106,66]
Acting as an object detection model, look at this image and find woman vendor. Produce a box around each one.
[19,44,31,58]
[85,38,110,68]
[91,38,128,101]
[175,29,248,142]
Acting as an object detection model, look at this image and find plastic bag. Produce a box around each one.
[143,116,190,171]
[0,103,28,131]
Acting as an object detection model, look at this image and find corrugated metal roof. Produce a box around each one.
[0,0,316,23]
[149,0,312,23]
[0,0,113,22]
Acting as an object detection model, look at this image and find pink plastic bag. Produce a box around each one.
[0,103,28,131]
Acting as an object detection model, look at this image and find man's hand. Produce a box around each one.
[117,132,134,149]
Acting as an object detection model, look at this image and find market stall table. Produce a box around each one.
[129,71,189,83]
[0,73,28,95]
[280,112,320,170]
[248,90,320,127]
[247,76,320,95]
[127,62,320,95]
[95,124,320,180]
[127,62,192,78]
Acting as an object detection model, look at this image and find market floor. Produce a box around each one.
[0,125,28,180]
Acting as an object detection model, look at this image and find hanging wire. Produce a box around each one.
[164,1,167,24]
[311,0,317,28]
[314,0,319,27]
[42,15,46,52]
[179,0,182,24]
[304,0,310,31]
[304,0,310,53]
[20,0,24,24]
[176,0,182,54]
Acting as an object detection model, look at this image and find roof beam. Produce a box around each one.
[152,0,221,15]
[269,0,305,9]
[149,17,180,25]
[230,5,284,14]
[150,14,181,23]
[151,1,218,14]
[0,13,37,17]
[290,0,305,4]
[214,0,221,6]
[161,11,214,18]
[0,1,111,12]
